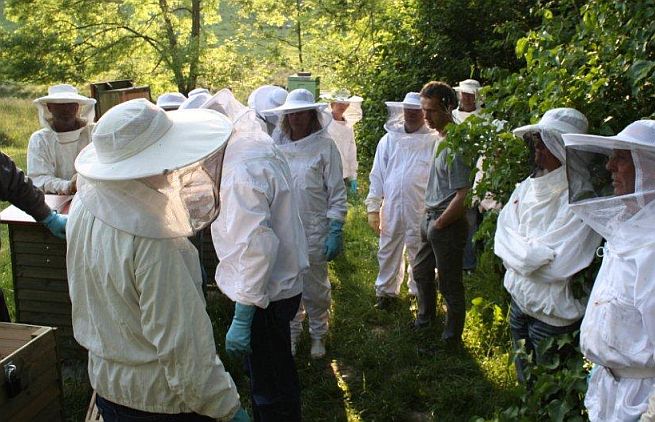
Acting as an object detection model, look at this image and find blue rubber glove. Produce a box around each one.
[40,211,67,240]
[324,219,344,261]
[225,303,256,359]
[230,407,250,422]
[349,179,358,194]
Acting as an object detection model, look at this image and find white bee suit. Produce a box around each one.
[563,120,655,421]
[28,84,95,194]
[365,120,440,297]
[326,119,358,181]
[273,117,347,340]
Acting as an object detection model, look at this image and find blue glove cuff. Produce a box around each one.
[234,302,256,324]
[328,219,344,232]
[39,210,57,225]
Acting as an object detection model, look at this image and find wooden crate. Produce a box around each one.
[0,322,64,421]
[0,195,86,361]
[85,391,103,422]
[90,80,151,119]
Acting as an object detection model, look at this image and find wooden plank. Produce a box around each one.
[32,396,64,422]
[4,378,62,421]
[19,311,72,327]
[0,195,72,224]
[17,289,71,304]
[11,241,66,256]
[11,227,65,243]
[14,277,70,293]
[85,391,104,422]
[18,300,72,316]
[14,253,66,269]
[14,266,68,280]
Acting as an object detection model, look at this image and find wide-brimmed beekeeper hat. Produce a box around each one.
[179,92,212,110]
[385,92,422,109]
[453,79,482,95]
[321,89,363,104]
[156,92,187,111]
[75,98,232,181]
[262,88,327,115]
[34,84,96,106]
[188,87,210,97]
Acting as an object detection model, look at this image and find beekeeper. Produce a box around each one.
[179,91,212,110]
[452,79,482,123]
[27,84,95,195]
[563,119,655,421]
[0,152,67,322]
[203,89,308,421]
[324,89,363,194]
[247,85,288,135]
[365,92,441,309]
[156,92,187,111]
[67,99,248,421]
[263,89,347,359]
[494,108,602,383]
[453,79,484,272]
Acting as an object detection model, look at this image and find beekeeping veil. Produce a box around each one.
[563,120,655,253]
[203,88,272,143]
[248,85,288,134]
[261,88,332,144]
[383,92,432,134]
[33,84,96,138]
[322,89,364,125]
[74,98,232,238]
[513,108,588,176]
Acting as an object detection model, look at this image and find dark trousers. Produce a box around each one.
[463,207,480,271]
[413,211,468,341]
[246,294,302,422]
[509,300,581,383]
[95,395,213,422]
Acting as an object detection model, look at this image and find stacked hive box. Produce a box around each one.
[0,322,64,421]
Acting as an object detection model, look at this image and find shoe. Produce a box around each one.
[310,338,326,359]
[374,296,396,310]
[441,336,464,353]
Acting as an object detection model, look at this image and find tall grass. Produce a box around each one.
[0,96,519,421]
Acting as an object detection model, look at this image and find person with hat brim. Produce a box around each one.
[0,152,68,322]
[452,79,483,124]
[263,88,348,359]
[562,120,655,421]
[494,108,602,383]
[203,88,309,421]
[67,99,248,422]
[156,91,187,111]
[27,84,96,195]
[179,91,213,110]
[413,81,471,350]
[248,85,288,136]
[365,91,441,310]
[323,89,363,194]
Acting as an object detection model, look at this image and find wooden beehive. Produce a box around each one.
[0,322,64,421]
[0,195,86,361]
[89,80,152,120]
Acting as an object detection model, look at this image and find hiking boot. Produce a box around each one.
[310,338,326,359]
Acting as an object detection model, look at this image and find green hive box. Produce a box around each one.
[287,73,320,99]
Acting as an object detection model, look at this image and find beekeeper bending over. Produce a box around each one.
[27,84,95,195]
[494,108,601,383]
[365,92,441,309]
[67,99,248,421]
[204,89,308,421]
[563,120,655,422]
[248,84,288,136]
[264,89,348,359]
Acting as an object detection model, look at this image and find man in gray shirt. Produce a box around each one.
[413,81,471,350]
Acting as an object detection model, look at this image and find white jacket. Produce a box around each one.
[495,167,601,326]
[275,129,348,261]
[66,197,240,420]
[212,135,309,308]
[27,126,91,194]
[581,242,655,421]
[365,127,439,231]
[327,119,358,180]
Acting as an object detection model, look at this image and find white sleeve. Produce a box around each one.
[27,132,73,194]
[218,174,281,308]
[325,141,348,221]
[635,256,655,363]
[136,243,241,420]
[494,187,556,276]
[345,127,358,180]
[365,135,388,213]
[531,210,601,281]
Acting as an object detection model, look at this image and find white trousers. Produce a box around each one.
[290,261,331,340]
[374,229,420,297]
